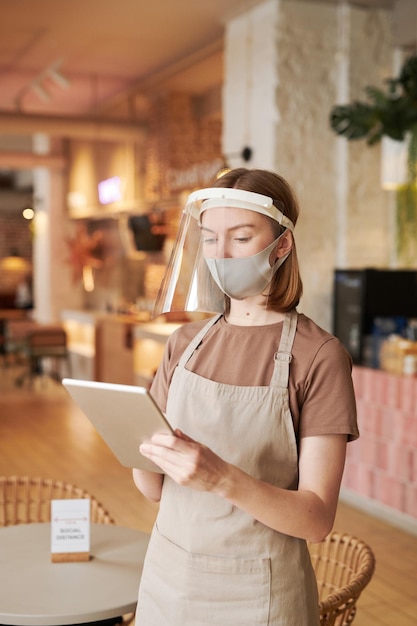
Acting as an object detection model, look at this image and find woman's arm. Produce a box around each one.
[139,431,347,542]
[132,468,164,503]
[220,433,347,543]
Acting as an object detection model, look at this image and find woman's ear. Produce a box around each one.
[276,230,293,259]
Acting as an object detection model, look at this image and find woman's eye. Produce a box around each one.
[234,236,251,243]
[203,237,217,245]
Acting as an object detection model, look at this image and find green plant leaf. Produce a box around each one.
[329,53,417,148]
[398,55,417,100]
[330,102,376,140]
[364,85,391,107]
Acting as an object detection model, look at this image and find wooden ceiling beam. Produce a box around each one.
[0,151,67,170]
[0,112,146,142]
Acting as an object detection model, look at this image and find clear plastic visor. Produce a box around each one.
[153,188,293,317]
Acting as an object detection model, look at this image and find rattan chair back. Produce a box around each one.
[309,530,376,626]
[0,476,115,526]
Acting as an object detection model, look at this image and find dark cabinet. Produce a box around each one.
[333,269,417,366]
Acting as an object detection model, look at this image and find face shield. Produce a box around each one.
[153,187,294,317]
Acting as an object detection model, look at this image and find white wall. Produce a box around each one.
[32,134,83,323]
[223,0,279,170]
[223,0,393,331]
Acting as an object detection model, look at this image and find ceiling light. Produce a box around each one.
[31,82,51,102]
[22,208,35,220]
[48,67,70,89]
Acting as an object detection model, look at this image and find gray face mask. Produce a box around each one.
[204,234,289,300]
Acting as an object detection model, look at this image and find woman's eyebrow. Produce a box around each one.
[200,223,256,233]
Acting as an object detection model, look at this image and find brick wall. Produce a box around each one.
[343,366,417,520]
[144,92,222,201]
[0,213,32,260]
[0,213,32,307]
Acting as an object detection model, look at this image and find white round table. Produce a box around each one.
[0,523,150,625]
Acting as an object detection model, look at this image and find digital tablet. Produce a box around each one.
[62,378,173,472]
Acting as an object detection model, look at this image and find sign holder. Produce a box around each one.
[50,499,91,563]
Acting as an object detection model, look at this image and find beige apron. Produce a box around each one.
[136,310,319,625]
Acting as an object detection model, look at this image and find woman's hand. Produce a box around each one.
[138,431,347,543]
[139,429,229,493]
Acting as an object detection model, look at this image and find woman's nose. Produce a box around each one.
[208,236,229,258]
[215,241,232,258]
[216,238,232,259]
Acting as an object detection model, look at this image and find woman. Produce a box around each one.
[133,168,358,625]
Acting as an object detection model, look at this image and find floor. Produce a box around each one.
[1,365,417,625]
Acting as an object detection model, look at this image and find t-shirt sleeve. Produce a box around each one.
[149,322,201,413]
[298,337,359,441]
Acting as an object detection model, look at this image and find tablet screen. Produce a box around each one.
[63,378,173,472]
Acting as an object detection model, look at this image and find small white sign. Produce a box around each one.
[51,499,90,555]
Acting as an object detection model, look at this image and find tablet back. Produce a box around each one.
[62,378,173,472]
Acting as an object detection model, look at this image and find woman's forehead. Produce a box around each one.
[201,206,269,227]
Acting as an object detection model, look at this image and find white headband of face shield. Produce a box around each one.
[187,187,295,232]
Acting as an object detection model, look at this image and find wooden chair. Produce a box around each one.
[309,530,376,626]
[0,475,115,527]
[14,325,71,386]
[0,310,28,368]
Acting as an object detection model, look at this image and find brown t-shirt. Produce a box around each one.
[151,313,359,442]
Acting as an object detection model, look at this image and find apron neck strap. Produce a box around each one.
[271,309,298,389]
[178,314,222,368]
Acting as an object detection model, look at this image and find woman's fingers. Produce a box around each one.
[139,433,226,492]
[174,428,195,442]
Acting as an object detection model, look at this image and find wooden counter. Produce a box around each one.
[60,310,180,387]
[98,315,138,385]
[61,310,103,381]
[133,322,180,387]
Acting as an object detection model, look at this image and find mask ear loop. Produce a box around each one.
[262,229,292,311]
[269,229,291,270]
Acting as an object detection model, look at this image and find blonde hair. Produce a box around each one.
[213,168,303,311]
